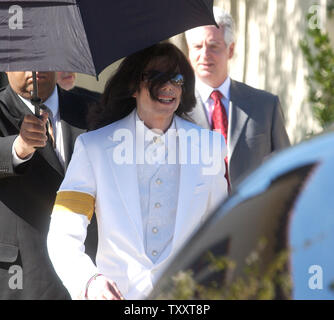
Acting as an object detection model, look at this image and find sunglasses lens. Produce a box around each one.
[142,71,161,81]
[142,71,184,86]
[170,74,184,86]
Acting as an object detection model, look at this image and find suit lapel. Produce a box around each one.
[58,88,86,171]
[228,80,251,166]
[38,140,64,175]
[60,120,73,170]
[189,90,211,129]
[60,119,85,171]
[172,117,202,253]
[0,86,33,129]
[106,111,144,247]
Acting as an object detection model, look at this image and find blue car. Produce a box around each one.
[150,129,334,300]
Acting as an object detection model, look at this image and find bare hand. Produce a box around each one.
[85,275,124,300]
[14,113,48,159]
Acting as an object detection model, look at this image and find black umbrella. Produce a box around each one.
[0,0,215,114]
[0,0,215,76]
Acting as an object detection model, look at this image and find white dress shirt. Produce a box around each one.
[196,76,231,127]
[13,86,65,168]
[136,113,180,264]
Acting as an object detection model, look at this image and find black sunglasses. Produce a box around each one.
[142,70,185,87]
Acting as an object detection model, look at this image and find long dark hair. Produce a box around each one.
[88,42,196,130]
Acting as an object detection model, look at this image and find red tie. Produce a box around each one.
[211,90,230,191]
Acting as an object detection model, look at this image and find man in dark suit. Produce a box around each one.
[0,71,96,299]
[185,7,290,190]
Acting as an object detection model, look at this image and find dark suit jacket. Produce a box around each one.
[0,85,96,299]
[189,79,291,190]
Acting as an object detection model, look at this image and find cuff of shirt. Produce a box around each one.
[12,136,33,167]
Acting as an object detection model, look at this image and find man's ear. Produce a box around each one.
[228,42,235,59]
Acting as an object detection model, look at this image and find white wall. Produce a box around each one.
[75,60,121,94]
[215,0,328,144]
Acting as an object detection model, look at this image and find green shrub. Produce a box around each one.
[300,11,334,129]
[156,239,292,300]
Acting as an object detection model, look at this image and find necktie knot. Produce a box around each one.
[210,90,223,103]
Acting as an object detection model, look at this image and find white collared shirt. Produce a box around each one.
[196,77,231,127]
[135,112,180,264]
[13,86,65,168]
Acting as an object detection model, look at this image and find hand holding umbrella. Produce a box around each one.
[14,111,48,159]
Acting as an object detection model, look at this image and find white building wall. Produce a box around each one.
[215,0,328,143]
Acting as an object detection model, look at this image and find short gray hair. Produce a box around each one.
[213,6,235,46]
[185,6,235,47]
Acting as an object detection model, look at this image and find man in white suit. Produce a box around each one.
[185,7,290,191]
[47,43,228,300]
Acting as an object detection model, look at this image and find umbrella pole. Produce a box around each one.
[31,71,41,117]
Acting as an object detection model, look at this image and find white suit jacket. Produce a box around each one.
[47,109,228,299]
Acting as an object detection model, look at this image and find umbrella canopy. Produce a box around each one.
[0,0,216,76]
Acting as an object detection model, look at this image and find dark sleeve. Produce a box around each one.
[271,97,291,151]
[0,130,33,178]
[0,135,18,178]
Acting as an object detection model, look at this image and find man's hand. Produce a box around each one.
[85,274,124,300]
[14,113,48,159]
